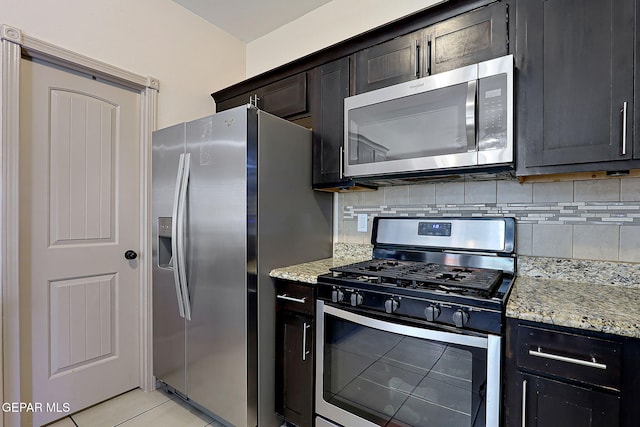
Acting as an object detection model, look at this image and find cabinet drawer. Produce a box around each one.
[275,280,315,315]
[517,325,622,390]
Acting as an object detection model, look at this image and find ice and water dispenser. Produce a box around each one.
[157,217,173,269]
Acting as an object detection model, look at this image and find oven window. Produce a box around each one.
[323,314,487,426]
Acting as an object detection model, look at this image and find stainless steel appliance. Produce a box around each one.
[152,105,332,427]
[315,217,516,427]
[344,55,513,180]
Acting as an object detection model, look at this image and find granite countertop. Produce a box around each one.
[507,256,640,339]
[271,245,640,339]
[269,243,372,284]
[270,257,358,284]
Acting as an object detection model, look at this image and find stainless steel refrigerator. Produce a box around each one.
[152,105,332,427]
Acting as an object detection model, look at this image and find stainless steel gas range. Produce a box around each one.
[315,217,516,427]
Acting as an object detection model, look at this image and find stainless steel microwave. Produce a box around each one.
[344,54,513,178]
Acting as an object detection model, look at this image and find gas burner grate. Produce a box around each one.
[330,259,503,294]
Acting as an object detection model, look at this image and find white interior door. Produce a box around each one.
[19,56,141,426]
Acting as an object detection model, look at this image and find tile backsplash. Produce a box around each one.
[337,177,640,263]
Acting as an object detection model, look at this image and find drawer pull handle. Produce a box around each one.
[276,294,307,304]
[529,347,607,370]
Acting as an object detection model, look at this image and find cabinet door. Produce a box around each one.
[429,2,508,74]
[257,72,308,118]
[275,311,313,427]
[517,0,634,170]
[353,31,425,94]
[216,73,308,119]
[521,374,620,427]
[215,90,253,113]
[312,57,350,187]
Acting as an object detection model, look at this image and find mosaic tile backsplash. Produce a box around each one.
[337,177,640,263]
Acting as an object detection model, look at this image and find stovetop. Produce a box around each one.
[316,217,517,334]
[317,257,513,334]
[329,258,504,296]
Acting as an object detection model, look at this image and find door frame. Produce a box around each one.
[0,24,158,427]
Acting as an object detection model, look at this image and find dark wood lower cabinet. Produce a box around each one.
[504,318,640,427]
[519,373,620,427]
[275,280,314,427]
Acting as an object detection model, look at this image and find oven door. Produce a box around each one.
[315,301,501,427]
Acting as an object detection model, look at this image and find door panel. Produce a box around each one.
[50,275,115,375]
[49,90,115,243]
[20,57,141,426]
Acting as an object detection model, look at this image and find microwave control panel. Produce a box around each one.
[478,74,508,150]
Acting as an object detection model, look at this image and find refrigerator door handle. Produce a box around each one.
[171,153,186,318]
[177,152,192,321]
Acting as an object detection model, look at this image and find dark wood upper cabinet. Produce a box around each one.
[353,2,508,94]
[215,72,309,119]
[429,2,508,74]
[312,57,350,187]
[258,73,308,118]
[211,0,513,190]
[353,30,425,94]
[516,0,637,175]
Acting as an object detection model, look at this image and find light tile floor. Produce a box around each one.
[46,388,226,427]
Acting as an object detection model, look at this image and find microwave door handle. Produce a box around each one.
[171,153,186,319]
[466,80,477,151]
[414,39,420,77]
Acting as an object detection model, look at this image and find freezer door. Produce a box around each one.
[152,122,187,395]
[185,107,250,426]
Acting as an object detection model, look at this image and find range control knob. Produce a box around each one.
[452,310,470,328]
[424,305,441,322]
[384,298,399,314]
[350,292,364,307]
[331,289,344,303]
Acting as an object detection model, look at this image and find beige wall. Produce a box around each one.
[246,0,445,77]
[1,0,246,128]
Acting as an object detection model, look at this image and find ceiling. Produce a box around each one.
[172,0,333,42]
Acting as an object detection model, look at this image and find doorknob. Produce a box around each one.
[124,250,138,260]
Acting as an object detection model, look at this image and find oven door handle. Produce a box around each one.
[322,303,489,349]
